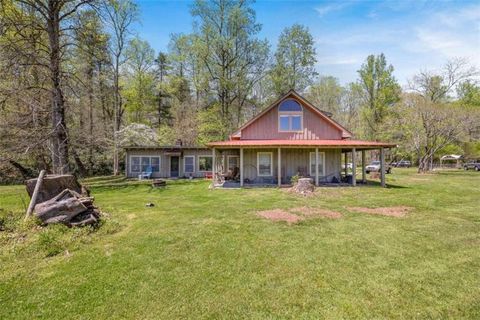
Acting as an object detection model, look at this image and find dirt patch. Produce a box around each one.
[289,206,343,219]
[257,209,304,224]
[347,206,412,217]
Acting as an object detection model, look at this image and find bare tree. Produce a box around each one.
[101,0,138,175]
[1,0,93,174]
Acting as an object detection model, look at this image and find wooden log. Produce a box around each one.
[25,170,46,221]
[69,213,98,227]
[34,197,87,224]
[25,174,82,205]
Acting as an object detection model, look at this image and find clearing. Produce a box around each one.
[0,169,479,319]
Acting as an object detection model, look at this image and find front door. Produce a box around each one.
[170,156,179,177]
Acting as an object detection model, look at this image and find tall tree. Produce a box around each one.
[123,37,156,123]
[1,0,93,174]
[73,9,110,174]
[270,24,317,95]
[155,51,172,126]
[357,53,400,140]
[190,0,270,129]
[102,0,138,175]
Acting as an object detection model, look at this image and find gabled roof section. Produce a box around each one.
[231,90,352,139]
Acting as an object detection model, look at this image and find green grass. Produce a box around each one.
[0,169,479,319]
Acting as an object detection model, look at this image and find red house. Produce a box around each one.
[207,90,396,187]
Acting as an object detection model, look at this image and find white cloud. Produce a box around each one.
[315,2,350,17]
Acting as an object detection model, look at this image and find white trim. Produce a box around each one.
[197,155,213,172]
[130,155,161,174]
[257,152,273,176]
[227,155,239,171]
[278,112,303,132]
[309,152,325,177]
[183,155,195,174]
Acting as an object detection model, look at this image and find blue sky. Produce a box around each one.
[135,0,480,86]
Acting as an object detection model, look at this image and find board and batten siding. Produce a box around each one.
[240,148,341,184]
[125,149,212,178]
[240,100,343,140]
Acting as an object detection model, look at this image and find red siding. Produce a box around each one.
[241,101,343,140]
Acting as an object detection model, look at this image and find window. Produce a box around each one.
[184,156,195,173]
[130,156,160,173]
[227,156,239,171]
[309,152,325,176]
[198,156,213,172]
[278,99,303,132]
[257,152,273,176]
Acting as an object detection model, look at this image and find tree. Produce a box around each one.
[155,52,173,126]
[124,37,156,123]
[73,9,110,174]
[102,0,138,175]
[306,76,343,116]
[357,53,400,140]
[190,0,270,129]
[0,0,93,174]
[406,59,479,171]
[270,24,317,95]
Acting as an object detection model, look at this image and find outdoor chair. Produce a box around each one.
[139,166,153,180]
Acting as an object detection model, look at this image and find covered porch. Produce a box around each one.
[207,140,397,188]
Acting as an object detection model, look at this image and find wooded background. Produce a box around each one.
[0,0,479,182]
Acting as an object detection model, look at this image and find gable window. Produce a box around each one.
[257,152,273,176]
[309,152,325,176]
[278,99,303,132]
[130,156,160,173]
[184,156,195,173]
[198,156,213,172]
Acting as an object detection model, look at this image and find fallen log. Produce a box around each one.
[34,196,87,224]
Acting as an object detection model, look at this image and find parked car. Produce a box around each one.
[463,160,480,171]
[365,161,392,174]
[395,160,412,168]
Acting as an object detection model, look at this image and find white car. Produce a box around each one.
[365,161,392,174]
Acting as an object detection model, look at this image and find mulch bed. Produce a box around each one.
[346,206,412,217]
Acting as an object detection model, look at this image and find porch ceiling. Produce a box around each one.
[207,139,397,150]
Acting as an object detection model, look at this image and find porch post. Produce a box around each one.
[315,148,319,186]
[361,150,366,184]
[240,148,244,187]
[344,151,348,177]
[277,148,281,187]
[352,148,356,186]
[212,147,216,182]
[380,147,386,187]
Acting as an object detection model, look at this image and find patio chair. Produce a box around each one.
[139,166,153,180]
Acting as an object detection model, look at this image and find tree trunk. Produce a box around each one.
[47,0,69,174]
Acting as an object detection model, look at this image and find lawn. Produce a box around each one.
[0,169,479,319]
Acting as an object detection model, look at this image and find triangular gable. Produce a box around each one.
[231,90,352,139]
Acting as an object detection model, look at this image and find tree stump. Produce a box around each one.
[292,178,315,195]
[26,174,83,206]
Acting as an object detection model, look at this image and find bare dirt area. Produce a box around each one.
[347,206,412,217]
[289,206,343,219]
[257,209,304,224]
[257,206,343,224]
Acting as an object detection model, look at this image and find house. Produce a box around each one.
[124,90,396,187]
[124,142,212,179]
[207,90,396,187]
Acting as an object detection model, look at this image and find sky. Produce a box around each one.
[135,0,480,86]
